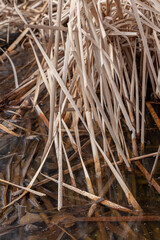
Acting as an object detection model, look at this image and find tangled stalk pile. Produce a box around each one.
[0,0,160,229]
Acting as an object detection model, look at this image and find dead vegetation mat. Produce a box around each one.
[0,0,160,239]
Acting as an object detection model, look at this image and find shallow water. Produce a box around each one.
[0,123,159,240]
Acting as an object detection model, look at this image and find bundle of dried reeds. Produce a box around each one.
[0,0,160,238]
